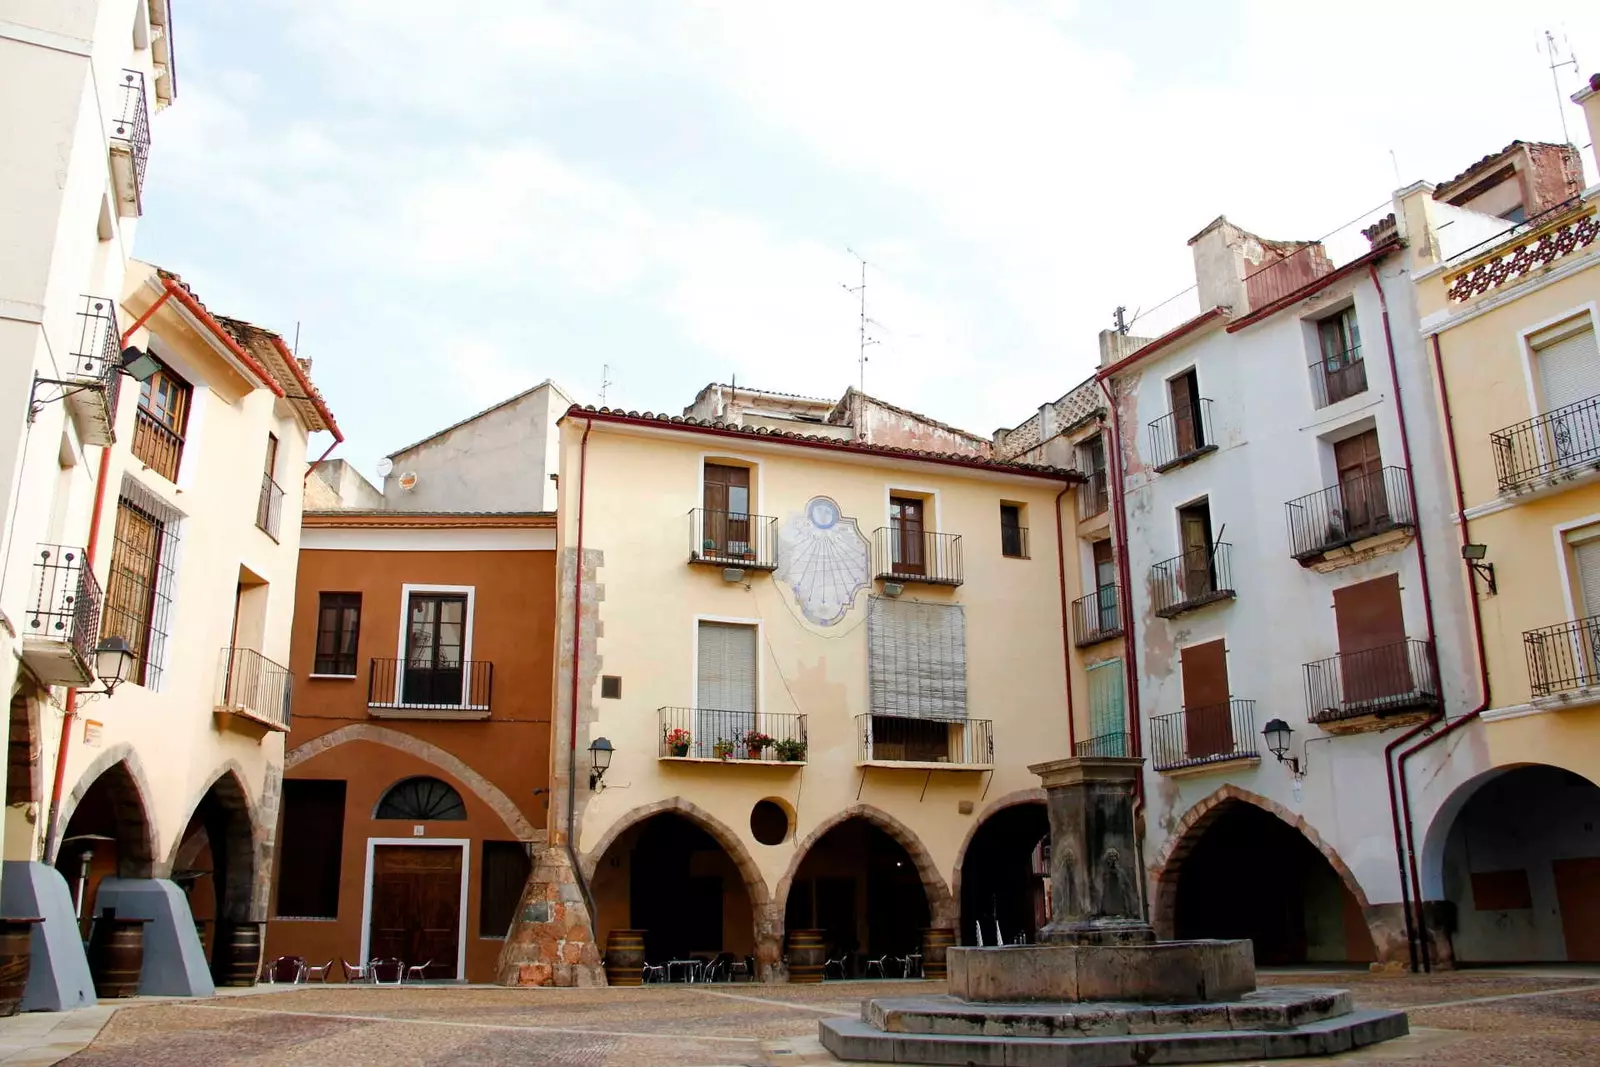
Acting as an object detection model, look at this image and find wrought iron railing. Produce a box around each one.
[368,658,493,711]
[1525,615,1600,698]
[1490,394,1600,493]
[25,544,102,666]
[1309,347,1368,408]
[1285,466,1415,560]
[216,647,292,729]
[1150,700,1258,771]
[1072,586,1123,646]
[110,69,151,195]
[1001,524,1029,559]
[856,714,993,766]
[1147,399,1215,470]
[688,508,777,570]
[132,408,183,481]
[656,706,808,761]
[1304,639,1439,723]
[1077,470,1109,519]
[256,474,285,541]
[872,528,963,586]
[1151,543,1235,617]
[1074,732,1131,758]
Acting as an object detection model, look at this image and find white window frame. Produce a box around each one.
[696,452,764,518]
[387,583,477,709]
[1516,303,1599,419]
[358,837,471,980]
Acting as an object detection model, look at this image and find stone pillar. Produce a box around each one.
[1030,757,1154,946]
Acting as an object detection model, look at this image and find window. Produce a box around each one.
[1000,503,1027,558]
[889,496,927,575]
[1332,574,1413,704]
[102,496,174,687]
[257,433,282,536]
[1086,660,1125,752]
[276,779,346,918]
[404,592,467,705]
[1168,369,1205,455]
[1314,307,1367,406]
[375,776,467,820]
[696,621,757,751]
[1533,318,1599,458]
[702,463,752,558]
[1078,435,1108,518]
[1572,532,1600,619]
[1176,500,1217,600]
[867,599,967,719]
[131,359,189,480]
[1333,429,1390,537]
[479,841,532,938]
[314,593,361,675]
[1092,540,1118,632]
[1179,640,1232,758]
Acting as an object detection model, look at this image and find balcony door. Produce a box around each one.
[702,463,751,560]
[1093,540,1117,632]
[1536,320,1600,470]
[1332,575,1409,707]
[1180,640,1231,759]
[1317,308,1366,405]
[1169,369,1202,455]
[1177,501,1214,601]
[696,621,757,756]
[890,496,926,576]
[1334,430,1388,537]
[404,593,466,706]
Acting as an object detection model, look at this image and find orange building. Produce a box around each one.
[265,508,555,982]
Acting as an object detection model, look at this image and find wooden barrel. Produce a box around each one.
[211,921,264,987]
[0,918,42,1017]
[920,927,954,981]
[604,930,646,986]
[87,912,148,998]
[787,929,825,984]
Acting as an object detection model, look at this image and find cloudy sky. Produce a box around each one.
[138,1,1597,476]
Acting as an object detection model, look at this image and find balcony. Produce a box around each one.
[108,69,150,217]
[21,544,101,686]
[132,407,183,481]
[1309,347,1368,409]
[1073,732,1131,758]
[213,647,292,735]
[1001,524,1030,559]
[1151,543,1235,618]
[1490,394,1600,495]
[257,474,285,541]
[63,296,122,447]
[1150,700,1260,772]
[1148,399,1216,472]
[1304,639,1439,725]
[657,707,807,764]
[367,658,493,719]
[1077,470,1109,520]
[856,714,993,770]
[1524,615,1600,700]
[871,529,963,586]
[688,508,777,571]
[1285,466,1415,563]
[1072,586,1123,646]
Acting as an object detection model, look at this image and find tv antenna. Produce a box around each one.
[1543,30,1580,145]
[599,363,613,407]
[1112,306,1131,336]
[841,248,880,394]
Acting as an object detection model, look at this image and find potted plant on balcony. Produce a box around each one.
[742,731,773,760]
[773,737,807,762]
[712,738,735,761]
[666,728,692,757]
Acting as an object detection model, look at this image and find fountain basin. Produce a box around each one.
[949,939,1254,1004]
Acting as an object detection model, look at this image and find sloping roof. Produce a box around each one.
[1433,141,1569,199]
[700,382,836,405]
[830,387,992,447]
[387,379,574,459]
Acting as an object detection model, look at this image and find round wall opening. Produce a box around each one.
[751,799,792,846]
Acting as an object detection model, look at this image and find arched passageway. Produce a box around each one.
[784,817,931,976]
[171,771,257,962]
[1169,801,1375,965]
[958,803,1048,946]
[1438,765,1600,963]
[55,759,156,934]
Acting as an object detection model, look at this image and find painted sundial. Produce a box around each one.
[774,496,871,626]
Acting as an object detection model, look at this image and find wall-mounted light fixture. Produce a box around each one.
[1261,718,1303,777]
[28,346,162,424]
[74,637,137,704]
[588,736,614,791]
[1461,543,1497,595]
[882,581,905,598]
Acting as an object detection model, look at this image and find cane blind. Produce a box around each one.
[696,621,757,714]
[867,597,967,719]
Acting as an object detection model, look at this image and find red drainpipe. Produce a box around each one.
[1055,485,1077,751]
[562,419,598,938]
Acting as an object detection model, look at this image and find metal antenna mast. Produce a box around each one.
[842,248,879,394]
[1544,30,1580,145]
[599,363,613,407]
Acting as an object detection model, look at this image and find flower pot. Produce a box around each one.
[746,746,765,761]
[670,744,690,757]
[0,918,43,1017]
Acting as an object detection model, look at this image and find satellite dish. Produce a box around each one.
[376,457,394,478]
[398,472,418,491]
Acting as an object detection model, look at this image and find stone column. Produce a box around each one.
[1030,757,1154,946]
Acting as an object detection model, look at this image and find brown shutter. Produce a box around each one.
[1332,575,1411,702]
[1169,371,1197,454]
[1180,639,1231,758]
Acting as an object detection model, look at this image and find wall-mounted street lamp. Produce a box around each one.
[76,637,136,703]
[28,346,162,423]
[588,737,614,791]
[1261,718,1303,777]
[1462,543,1497,596]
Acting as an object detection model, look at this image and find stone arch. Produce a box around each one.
[776,804,955,929]
[950,787,1047,909]
[164,762,263,922]
[285,723,536,839]
[54,743,160,877]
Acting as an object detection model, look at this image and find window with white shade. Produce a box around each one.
[1535,319,1599,416]
[1571,531,1600,620]
[695,620,758,756]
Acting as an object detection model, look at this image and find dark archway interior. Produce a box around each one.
[1174,802,1374,965]
[959,803,1049,946]
[786,819,930,974]
[56,762,154,932]
[173,774,256,959]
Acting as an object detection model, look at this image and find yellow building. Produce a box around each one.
[500,393,1097,983]
[1401,78,1600,963]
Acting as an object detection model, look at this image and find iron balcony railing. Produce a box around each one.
[688,508,778,570]
[1309,347,1368,408]
[1524,614,1600,698]
[856,714,993,767]
[1147,398,1215,471]
[1490,393,1600,493]
[216,647,292,730]
[368,658,493,712]
[66,296,122,443]
[1304,639,1439,723]
[1151,543,1235,618]
[1078,470,1109,520]
[1001,524,1029,559]
[1071,586,1123,646]
[657,706,808,762]
[256,474,285,541]
[132,408,183,481]
[1074,732,1131,758]
[111,69,151,198]
[872,528,963,586]
[25,544,102,666]
[1285,466,1415,560]
[1150,700,1259,772]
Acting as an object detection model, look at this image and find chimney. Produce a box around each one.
[1573,73,1600,186]
[1187,216,1250,315]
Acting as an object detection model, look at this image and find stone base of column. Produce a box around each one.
[494,845,604,987]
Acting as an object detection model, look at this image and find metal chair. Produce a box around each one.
[302,959,334,982]
[823,956,849,979]
[369,958,404,985]
[729,955,755,982]
[340,958,370,983]
[265,955,306,983]
[405,959,434,983]
[864,954,898,979]
[641,961,667,984]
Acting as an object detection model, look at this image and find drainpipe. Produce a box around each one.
[1054,485,1077,751]
[563,419,598,939]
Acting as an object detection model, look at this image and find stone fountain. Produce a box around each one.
[820,757,1408,1065]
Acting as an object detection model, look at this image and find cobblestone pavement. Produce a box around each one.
[44,969,1600,1066]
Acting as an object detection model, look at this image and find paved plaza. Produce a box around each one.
[0,969,1596,1066]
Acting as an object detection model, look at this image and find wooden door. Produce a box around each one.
[1093,540,1118,631]
[1332,575,1410,706]
[403,594,466,705]
[1179,504,1214,602]
[1553,857,1600,961]
[1334,430,1387,535]
[890,497,925,575]
[1180,640,1231,758]
[368,845,462,978]
[703,464,751,558]
[1169,371,1199,455]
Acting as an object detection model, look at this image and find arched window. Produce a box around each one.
[374,776,466,821]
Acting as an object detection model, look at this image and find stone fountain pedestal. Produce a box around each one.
[819,757,1407,1065]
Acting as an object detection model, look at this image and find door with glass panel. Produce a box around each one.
[890,497,926,576]
[404,593,466,706]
